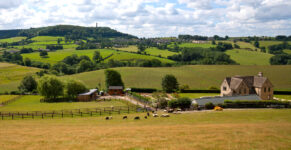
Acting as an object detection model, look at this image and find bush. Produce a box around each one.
[168,97,192,110]
[205,102,215,109]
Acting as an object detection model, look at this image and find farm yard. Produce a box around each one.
[0,109,290,150]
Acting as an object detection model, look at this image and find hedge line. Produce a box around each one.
[217,100,291,108]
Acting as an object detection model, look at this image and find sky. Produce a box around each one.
[0,0,290,37]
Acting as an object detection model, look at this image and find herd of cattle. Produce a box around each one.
[105,111,170,120]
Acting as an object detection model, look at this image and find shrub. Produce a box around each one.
[168,97,192,110]
[205,102,215,109]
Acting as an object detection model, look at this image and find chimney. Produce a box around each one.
[258,72,263,77]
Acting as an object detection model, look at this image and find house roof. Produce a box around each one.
[108,86,123,90]
[223,73,272,90]
[78,89,98,96]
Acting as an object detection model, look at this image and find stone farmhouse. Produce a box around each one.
[220,72,274,100]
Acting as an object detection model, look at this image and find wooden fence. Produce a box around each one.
[0,105,146,120]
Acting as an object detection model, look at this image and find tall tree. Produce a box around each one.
[138,44,146,52]
[66,79,88,99]
[104,69,124,89]
[18,75,37,93]
[254,40,260,48]
[93,51,102,63]
[162,74,179,93]
[37,76,64,99]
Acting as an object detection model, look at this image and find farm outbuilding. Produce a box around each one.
[108,86,124,96]
[77,89,98,102]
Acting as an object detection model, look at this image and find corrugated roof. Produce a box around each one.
[108,86,123,90]
[78,89,98,96]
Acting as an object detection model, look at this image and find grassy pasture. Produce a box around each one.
[115,45,138,52]
[283,49,291,54]
[0,95,19,103]
[274,95,291,100]
[0,63,41,93]
[236,41,258,50]
[22,49,174,65]
[31,36,64,42]
[65,65,291,90]
[0,37,26,43]
[0,109,290,149]
[226,49,273,65]
[0,95,129,112]
[145,47,178,58]
[178,42,215,48]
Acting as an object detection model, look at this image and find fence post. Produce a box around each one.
[62,111,63,118]
[52,114,54,119]
[1,114,3,120]
[81,112,83,117]
[128,106,130,114]
[22,114,24,119]
[12,114,14,120]
[32,114,34,119]
[42,113,44,119]
[90,111,92,116]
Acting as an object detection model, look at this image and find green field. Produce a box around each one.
[0,109,290,149]
[0,37,26,43]
[284,49,291,54]
[64,65,291,90]
[226,49,273,65]
[31,36,64,42]
[274,95,291,100]
[22,49,174,65]
[178,42,215,48]
[0,95,129,112]
[0,63,41,93]
[0,95,19,103]
[115,45,138,52]
[236,41,258,50]
[145,47,178,58]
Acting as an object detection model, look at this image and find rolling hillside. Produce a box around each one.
[226,49,273,65]
[64,65,291,91]
[0,63,41,93]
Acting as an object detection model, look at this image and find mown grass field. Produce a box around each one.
[65,65,291,90]
[22,49,174,65]
[0,95,19,103]
[0,109,290,150]
[226,49,273,65]
[145,47,178,58]
[274,95,291,100]
[31,36,64,42]
[115,45,138,52]
[0,36,26,43]
[0,63,41,93]
[0,95,129,112]
[178,42,215,48]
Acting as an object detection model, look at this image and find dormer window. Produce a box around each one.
[264,87,266,92]
[223,86,227,91]
[268,87,270,92]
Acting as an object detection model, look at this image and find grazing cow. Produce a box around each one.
[163,109,167,112]
[161,114,170,117]
[144,116,147,119]
[123,116,128,119]
[134,116,140,120]
[105,116,109,120]
[153,114,158,117]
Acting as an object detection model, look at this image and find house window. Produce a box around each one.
[264,87,266,93]
[268,87,270,92]
[223,86,227,91]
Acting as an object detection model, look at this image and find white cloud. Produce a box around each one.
[0,0,290,37]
